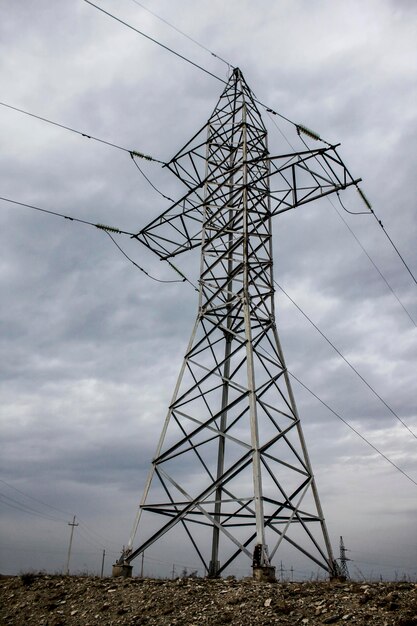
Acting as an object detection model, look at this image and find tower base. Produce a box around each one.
[252,566,276,583]
[112,563,133,578]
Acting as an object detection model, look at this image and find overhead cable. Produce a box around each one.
[127,0,325,133]
[330,198,417,328]
[82,1,310,130]
[0,479,120,549]
[130,153,174,202]
[0,101,164,163]
[373,214,417,289]
[0,478,72,517]
[274,280,417,440]
[255,339,417,489]
[127,0,233,69]
[0,492,67,523]
[337,191,370,216]
[104,230,184,284]
[83,0,226,85]
[354,184,417,289]
[0,195,193,286]
[1,15,331,159]
[288,371,417,489]
[0,195,135,235]
[295,133,416,327]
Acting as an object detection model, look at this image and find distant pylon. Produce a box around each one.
[116,68,360,580]
[339,536,350,579]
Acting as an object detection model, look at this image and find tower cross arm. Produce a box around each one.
[268,145,362,217]
[131,186,205,260]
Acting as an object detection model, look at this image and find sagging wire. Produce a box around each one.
[103,230,185,284]
[337,191,371,215]
[130,152,174,202]
[0,195,194,286]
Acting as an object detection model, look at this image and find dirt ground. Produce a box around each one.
[1,574,417,626]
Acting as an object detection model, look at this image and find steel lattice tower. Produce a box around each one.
[339,536,351,580]
[115,69,360,580]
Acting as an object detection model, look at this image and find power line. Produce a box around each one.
[265,110,297,151]
[296,132,417,308]
[340,181,417,289]
[288,371,417,489]
[1,194,196,288]
[1,16,338,165]
[0,101,164,163]
[274,280,417,440]
[82,1,305,129]
[255,338,417,489]
[127,0,233,69]
[0,493,67,523]
[0,195,135,235]
[76,525,107,551]
[104,230,184,284]
[266,97,416,327]
[0,479,121,550]
[127,0,340,138]
[0,194,198,289]
[372,213,417,289]
[336,191,370,216]
[328,197,417,328]
[130,153,174,202]
[0,478,71,517]
[83,0,226,85]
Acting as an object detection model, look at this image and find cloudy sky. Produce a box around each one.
[1,0,416,580]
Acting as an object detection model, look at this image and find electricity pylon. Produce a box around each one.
[115,68,360,580]
[339,536,351,579]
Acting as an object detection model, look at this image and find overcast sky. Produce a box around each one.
[1,0,416,580]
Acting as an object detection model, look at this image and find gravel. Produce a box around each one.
[1,574,417,625]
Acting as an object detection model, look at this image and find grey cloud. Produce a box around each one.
[0,0,416,579]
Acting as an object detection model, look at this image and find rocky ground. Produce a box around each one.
[1,574,417,626]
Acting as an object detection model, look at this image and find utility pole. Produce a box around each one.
[101,549,106,578]
[140,552,145,578]
[65,515,78,575]
[115,68,360,581]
